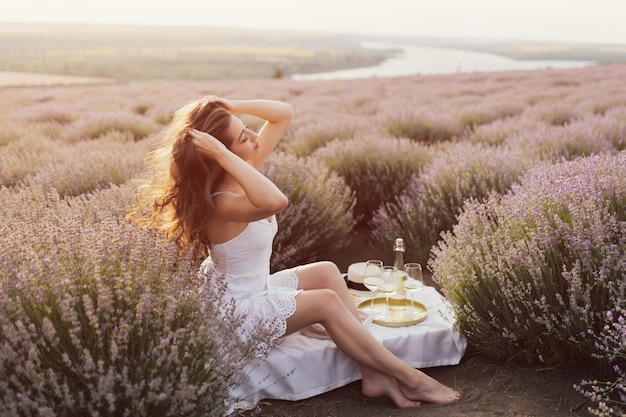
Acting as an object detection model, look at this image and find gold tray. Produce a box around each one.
[357,297,428,327]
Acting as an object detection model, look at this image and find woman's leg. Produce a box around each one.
[295,262,421,406]
[294,261,361,320]
[295,263,419,405]
[286,267,460,407]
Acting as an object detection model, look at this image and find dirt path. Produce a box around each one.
[248,351,597,416]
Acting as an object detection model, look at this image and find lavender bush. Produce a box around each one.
[372,142,526,264]
[311,135,432,224]
[0,184,270,417]
[602,106,626,151]
[1,63,626,415]
[0,133,150,194]
[30,134,152,197]
[523,101,584,126]
[454,99,523,130]
[430,152,626,365]
[574,309,626,417]
[285,114,363,157]
[0,137,56,187]
[469,116,541,146]
[62,112,159,142]
[506,112,625,163]
[13,102,76,125]
[260,152,357,271]
[0,121,21,147]
[386,109,463,144]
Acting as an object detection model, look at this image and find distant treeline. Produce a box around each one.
[0,23,395,81]
[467,42,626,63]
[2,23,624,82]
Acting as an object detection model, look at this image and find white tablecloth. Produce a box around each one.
[230,286,467,412]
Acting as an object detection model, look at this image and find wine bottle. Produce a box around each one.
[393,238,405,271]
[392,238,406,298]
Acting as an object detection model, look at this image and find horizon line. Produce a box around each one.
[0,20,624,47]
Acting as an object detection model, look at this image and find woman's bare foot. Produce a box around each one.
[361,370,421,408]
[400,370,461,404]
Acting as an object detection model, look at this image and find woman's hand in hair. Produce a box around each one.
[205,95,234,112]
[219,97,235,111]
[189,129,228,159]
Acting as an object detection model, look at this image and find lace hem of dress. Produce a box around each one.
[238,267,301,357]
[269,267,299,291]
[269,267,301,343]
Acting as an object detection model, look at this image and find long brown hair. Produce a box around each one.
[128,96,233,259]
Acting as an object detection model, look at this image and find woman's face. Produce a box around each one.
[226,115,260,161]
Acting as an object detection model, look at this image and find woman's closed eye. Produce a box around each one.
[239,128,250,143]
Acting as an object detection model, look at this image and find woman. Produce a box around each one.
[131,95,460,408]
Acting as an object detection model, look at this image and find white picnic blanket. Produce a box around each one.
[229,285,466,412]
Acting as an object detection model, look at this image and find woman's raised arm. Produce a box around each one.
[189,128,288,222]
[224,99,293,167]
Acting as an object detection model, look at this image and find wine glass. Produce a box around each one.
[362,260,383,313]
[404,262,424,316]
[379,266,399,320]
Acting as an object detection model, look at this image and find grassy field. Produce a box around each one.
[2,22,626,85]
[0,70,113,87]
[0,23,395,81]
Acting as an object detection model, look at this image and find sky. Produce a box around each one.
[2,0,626,44]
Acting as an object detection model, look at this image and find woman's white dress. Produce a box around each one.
[199,215,302,351]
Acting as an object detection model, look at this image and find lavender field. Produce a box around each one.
[1,64,625,416]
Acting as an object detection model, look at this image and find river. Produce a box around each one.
[292,42,595,81]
